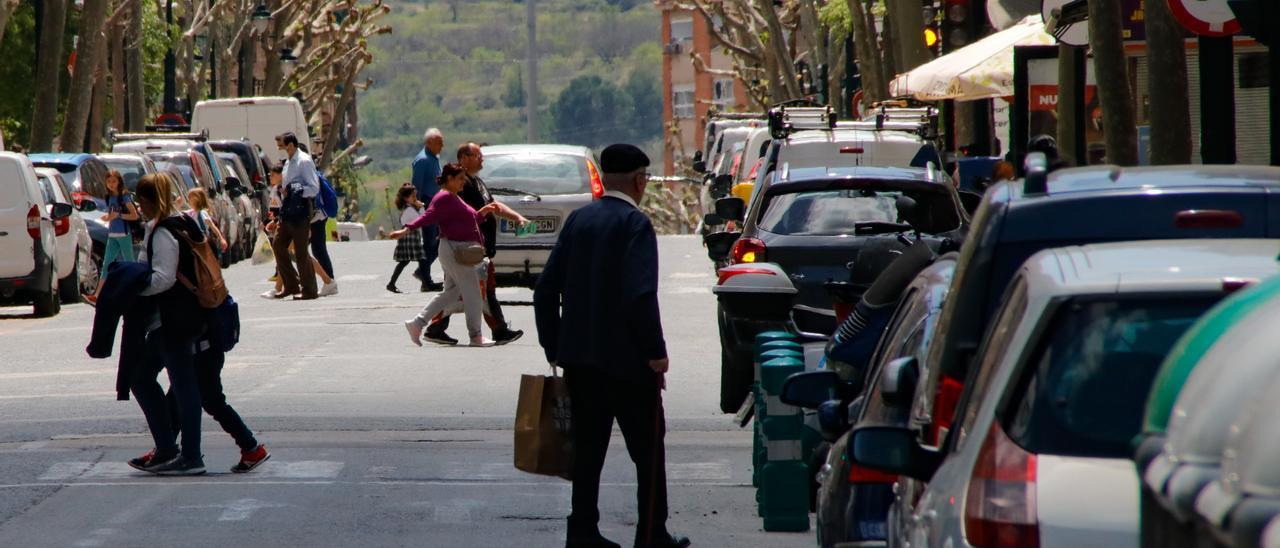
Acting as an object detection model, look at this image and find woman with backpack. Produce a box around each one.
[186,187,230,255]
[126,172,209,476]
[86,170,140,304]
[390,163,502,347]
[387,183,426,293]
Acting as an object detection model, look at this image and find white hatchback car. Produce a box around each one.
[849,239,1280,548]
[34,167,94,302]
[0,152,73,316]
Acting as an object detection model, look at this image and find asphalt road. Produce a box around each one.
[0,236,813,547]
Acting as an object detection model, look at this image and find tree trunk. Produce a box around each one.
[318,67,358,171]
[262,0,286,94]
[1087,0,1138,165]
[888,0,930,72]
[238,37,256,96]
[30,0,68,151]
[757,0,801,99]
[1144,0,1191,164]
[880,9,898,89]
[88,38,109,152]
[60,0,110,152]
[1056,44,1083,166]
[110,21,125,132]
[126,0,146,130]
[847,0,885,103]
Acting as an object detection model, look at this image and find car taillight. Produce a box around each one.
[849,462,898,484]
[52,211,69,236]
[928,374,964,446]
[964,421,1039,548]
[26,204,41,239]
[730,237,766,264]
[587,160,604,200]
[71,191,90,208]
[716,266,777,285]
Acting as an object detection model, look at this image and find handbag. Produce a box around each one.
[454,242,487,266]
[513,367,574,480]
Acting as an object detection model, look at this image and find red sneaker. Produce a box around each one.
[231,444,270,473]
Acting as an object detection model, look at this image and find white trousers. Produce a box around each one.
[413,239,486,338]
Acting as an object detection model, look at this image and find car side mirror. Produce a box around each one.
[704,212,724,226]
[712,173,734,196]
[958,190,983,215]
[780,371,839,410]
[703,230,741,262]
[692,150,706,174]
[880,356,920,408]
[77,200,97,212]
[225,176,243,190]
[849,426,942,481]
[715,197,745,223]
[51,202,74,219]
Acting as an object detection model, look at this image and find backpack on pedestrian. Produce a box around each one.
[154,216,229,309]
[318,171,339,219]
[206,294,240,352]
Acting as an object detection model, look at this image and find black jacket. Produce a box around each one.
[533,196,666,382]
[85,261,154,400]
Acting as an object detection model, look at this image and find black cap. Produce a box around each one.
[600,143,650,174]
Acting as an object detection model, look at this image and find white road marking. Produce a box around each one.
[19,441,49,451]
[668,461,732,480]
[668,272,712,279]
[0,370,110,381]
[336,274,379,282]
[665,286,711,295]
[0,391,114,401]
[179,498,290,521]
[37,460,344,481]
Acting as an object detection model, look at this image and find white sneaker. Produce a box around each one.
[405,320,424,347]
[260,289,281,299]
[320,282,338,297]
[470,336,496,348]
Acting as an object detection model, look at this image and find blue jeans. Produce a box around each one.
[415,225,440,283]
[131,328,202,461]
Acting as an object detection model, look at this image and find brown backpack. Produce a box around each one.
[155,216,228,308]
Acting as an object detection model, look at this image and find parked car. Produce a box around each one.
[97,153,158,192]
[850,239,1280,548]
[904,162,1280,491]
[478,144,603,288]
[0,152,73,317]
[215,151,260,261]
[698,126,757,236]
[1139,274,1280,548]
[34,167,94,302]
[28,153,110,211]
[209,139,270,224]
[712,165,964,412]
[192,97,310,165]
[143,149,240,265]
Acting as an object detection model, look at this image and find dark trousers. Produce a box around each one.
[415,225,440,283]
[167,348,258,451]
[310,219,334,279]
[273,219,316,298]
[565,366,669,545]
[429,261,508,334]
[389,261,411,287]
[131,328,201,461]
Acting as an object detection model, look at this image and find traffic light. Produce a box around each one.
[924,25,941,54]
[941,0,971,52]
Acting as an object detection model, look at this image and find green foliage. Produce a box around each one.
[819,0,853,41]
[0,4,38,145]
[550,74,632,149]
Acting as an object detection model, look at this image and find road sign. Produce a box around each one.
[1168,0,1242,36]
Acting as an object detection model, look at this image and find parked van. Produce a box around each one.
[0,152,73,317]
[191,97,311,165]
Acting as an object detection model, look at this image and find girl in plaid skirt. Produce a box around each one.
[387,183,426,293]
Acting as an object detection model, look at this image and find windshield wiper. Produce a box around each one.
[488,187,541,200]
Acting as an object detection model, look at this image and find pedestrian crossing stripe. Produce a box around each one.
[38,461,344,481]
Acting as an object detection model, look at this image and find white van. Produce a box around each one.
[191,97,311,165]
[0,152,72,316]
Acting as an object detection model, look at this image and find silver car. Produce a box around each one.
[480,144,601,287]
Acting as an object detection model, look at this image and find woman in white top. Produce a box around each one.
[127,172,208,476]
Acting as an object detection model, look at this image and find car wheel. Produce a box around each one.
[33,260,60,317]
[58,255,81,303]
[719,306,753,413]
[83,245,102,295]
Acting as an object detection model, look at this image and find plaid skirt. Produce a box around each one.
[393,228,426,262]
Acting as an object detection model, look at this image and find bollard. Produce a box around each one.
[759,356,810,532]
[752,335,801,494]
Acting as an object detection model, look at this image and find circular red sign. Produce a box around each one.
[1166,0,1241,37]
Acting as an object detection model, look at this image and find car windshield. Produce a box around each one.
[1004,296,1220,458]
[480,153,589,195]
[102,159,147,192]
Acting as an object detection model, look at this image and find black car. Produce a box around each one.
[712,165,965,413]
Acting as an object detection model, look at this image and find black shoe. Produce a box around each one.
[566,533,621,548]
[421,281,444,292]
[149,455,206,476]
[386,284,402,294]
[636,533,690,548]
[423,330,458,346]
[494,329,524,345]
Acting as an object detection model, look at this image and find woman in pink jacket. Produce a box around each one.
[391,163,501,347]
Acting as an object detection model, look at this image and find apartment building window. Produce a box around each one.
[672,84,695,119]
[670,17,693,52]
[713,79,735,107]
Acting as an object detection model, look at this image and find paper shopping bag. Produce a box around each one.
[514,372,573,480]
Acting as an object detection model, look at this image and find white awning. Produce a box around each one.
[889,15,1055,102]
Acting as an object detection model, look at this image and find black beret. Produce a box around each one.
[600,143,651,174]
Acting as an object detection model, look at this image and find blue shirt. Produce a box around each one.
[411,149,441,200]
[283,149,320,198]
[107,195,133,236]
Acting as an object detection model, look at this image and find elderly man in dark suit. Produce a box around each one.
[534,144,690,548]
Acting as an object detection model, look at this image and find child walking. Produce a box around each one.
[387,183,426,293]
[86,170,139,304]
[186,187,230,254]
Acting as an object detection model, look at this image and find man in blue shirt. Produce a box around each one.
[410,128,445,291]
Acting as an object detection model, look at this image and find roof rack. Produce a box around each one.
[109,128,208,144]
[768,105,837,139]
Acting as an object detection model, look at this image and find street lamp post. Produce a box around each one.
[163,0,176,113]
[251,4,271,35]
[279,47,298,80]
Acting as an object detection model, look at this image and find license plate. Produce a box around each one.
[501,217,557,234]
